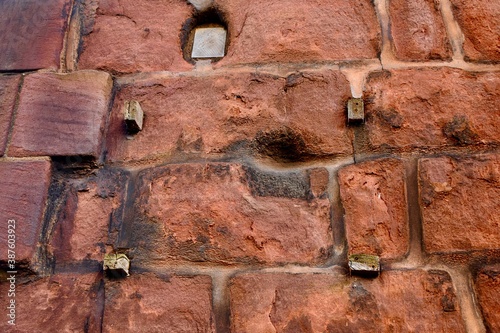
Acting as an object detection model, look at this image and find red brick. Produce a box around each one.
[475,265,500,332]
[0,0,71,70]
[339,159,408,259]
[106,71,352,163]
[0,160,51,262]
[78,0,193,73]
[389,0,452,61]
[365,68,500,150]
[217,0,381,65]
[120,163,332,265]
[451,0,500,62]
[0,75,20,156]
[49,169,128,262]
[0,272,101,332]
[103,273,215,333]
[419,154,500,253]
[230,270,465,332]
[9,71,113,158]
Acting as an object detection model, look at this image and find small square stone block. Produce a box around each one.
[124,100,144,133]
[347,98,364,123]
[192,27,227,59]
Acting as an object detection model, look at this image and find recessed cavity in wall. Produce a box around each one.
[181,7,229,63]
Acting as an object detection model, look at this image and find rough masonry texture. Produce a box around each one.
[339,158,409,260]
[0,0,499,332]
[9,71,113,158]
[0,160,51,263]
[0,75,20,156]
[389,0,452,61]
[0,0,71,70]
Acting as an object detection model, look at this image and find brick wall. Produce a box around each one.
[0,0,499,332]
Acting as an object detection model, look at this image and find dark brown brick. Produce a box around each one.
[339,159,409,259]
[0,160,51,262]
[119,163,332,265]
[230,270,465,332]
[0,0,71,70]
[389,0,452,61]
[0,75,20,156]
[419,154,500,253]
[451,0,500,62]
[364,68,500,151]
[9,71,113,158]
[106,71,352,163]
[103,273,215,333]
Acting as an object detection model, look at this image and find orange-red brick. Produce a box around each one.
[230,270,465,332]
[339,159,409,259]
[419,154,500,253]
[103,274,215,333]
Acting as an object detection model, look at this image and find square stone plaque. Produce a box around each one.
[191,27,227,59]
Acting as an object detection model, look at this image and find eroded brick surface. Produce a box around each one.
[78,0,193,73]
[217,0,381,65]
[0,273,102,332]
[339,159,408,259]
[419,154,500,253]
[103,273,215,333]
[0,0,71,70]
[230,270,465,332]
[0,75,20,156]
[106,71,352,163]
[0,160,51,262]
[451,0,500,62]
[49,168,129,262]
[475,265,500,332]
[364,68,500,150]
[389,0,451,61]
[119,163,332,265]
[9,71,113,158]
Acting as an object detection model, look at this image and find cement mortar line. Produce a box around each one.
[134,263,346,277]
[0,156,51,162]
[439,0,466,61]
[211,270,232,333]
[327,167,348,258]
[108,155,357,174]
[107,146,500,174]
[3,75,25,158]
[114,60,500,86]
[58,0,76,73]
[372,0,392,66]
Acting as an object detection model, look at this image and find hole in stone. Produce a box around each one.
[180,7,229,64]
